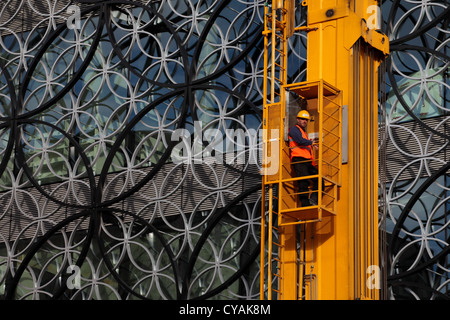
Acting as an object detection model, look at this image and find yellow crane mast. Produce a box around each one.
[260,0,389,300]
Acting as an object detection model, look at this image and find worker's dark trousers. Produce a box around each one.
[292,156,318,206]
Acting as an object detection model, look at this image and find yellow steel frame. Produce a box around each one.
[260,2,287,300]
[260,0,388,300]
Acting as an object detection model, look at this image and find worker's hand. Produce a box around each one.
[312,143,319,150]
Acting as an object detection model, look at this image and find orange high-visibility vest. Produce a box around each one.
[288,125,314,161]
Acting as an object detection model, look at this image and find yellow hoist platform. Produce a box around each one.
[260,0,389,300]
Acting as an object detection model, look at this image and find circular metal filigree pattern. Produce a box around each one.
[0,0,448,300]
[381,0,450,300]
[0,0,273,300]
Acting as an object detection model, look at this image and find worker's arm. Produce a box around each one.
[289,126,313,146]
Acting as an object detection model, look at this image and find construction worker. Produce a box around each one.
[288,110,319,207]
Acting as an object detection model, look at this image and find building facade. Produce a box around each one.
[0,0,448,299]
[380,0,449,299]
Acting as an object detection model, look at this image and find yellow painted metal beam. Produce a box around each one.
[261,0,389,300]
[300,0,388,300]
[260,0,388,300]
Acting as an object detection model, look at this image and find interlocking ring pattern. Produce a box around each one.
[0,0,272,300]
[0,0,448,300]
[381,0,450,300]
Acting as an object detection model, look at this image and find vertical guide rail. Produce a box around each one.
[352,39,382,300]
[261,1,288,300]
[260,3,269,301]
[267,186,274,299]
[317,83,323,217]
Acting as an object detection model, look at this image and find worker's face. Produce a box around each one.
[296,117,308,129]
